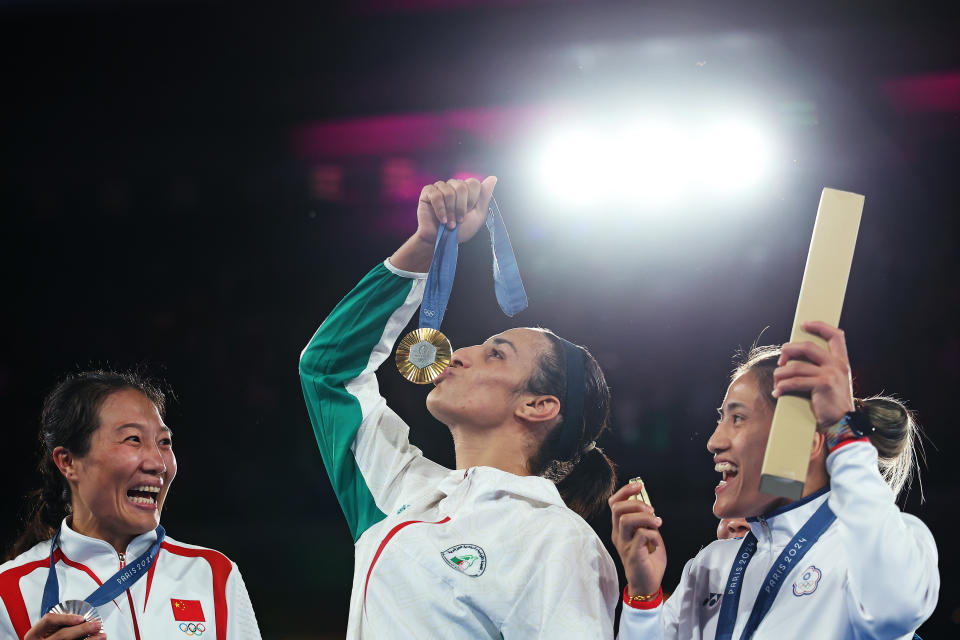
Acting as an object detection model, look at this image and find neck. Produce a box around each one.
[761,464,830,514]
[68,512,136,555]
[449,422,534,476]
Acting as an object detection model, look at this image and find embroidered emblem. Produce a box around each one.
[178,622,206,636]
[702,592,722,608]
[792,565,822,596]
[442,544,486,577]
[396,504,411,515]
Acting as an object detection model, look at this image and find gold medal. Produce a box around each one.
[395,328,452,384]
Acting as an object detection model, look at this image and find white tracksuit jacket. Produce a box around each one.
[619,440,940,640]
[299,260,619,639]
[0,520,261,640]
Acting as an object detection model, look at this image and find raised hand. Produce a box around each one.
[393,176,497,273]
[609,481,666,598]
[414,176,498,245]
[772,321,856,428]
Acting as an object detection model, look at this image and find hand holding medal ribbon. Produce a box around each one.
[395,177,528,383]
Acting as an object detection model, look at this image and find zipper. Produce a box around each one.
[118,550,143,640]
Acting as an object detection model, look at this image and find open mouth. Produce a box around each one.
[714,461,739,488]
[126,485,160,507]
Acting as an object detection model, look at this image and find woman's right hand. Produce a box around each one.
[609,481,667,598]
[392,176,498,273]
[414,176,498,245]
[24,613,105,639]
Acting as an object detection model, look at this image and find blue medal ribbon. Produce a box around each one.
[40,525,166,618]
[715,498,836,640]
[418,197,527,331]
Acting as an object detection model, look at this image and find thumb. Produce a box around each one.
[477,175,497,213]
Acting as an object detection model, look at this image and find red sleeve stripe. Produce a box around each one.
[0,554,53,639]
[622,584,663,610]
[829,436,870,455]
[160,542,232,640]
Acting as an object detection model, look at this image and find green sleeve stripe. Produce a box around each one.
[299,263,416,542]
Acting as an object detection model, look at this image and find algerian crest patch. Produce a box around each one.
[441,544,486,577]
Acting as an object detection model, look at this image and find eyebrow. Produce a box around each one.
[718,402,748,414]
[491,338,518,354]
[116,423,173,435]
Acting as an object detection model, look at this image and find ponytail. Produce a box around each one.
[526,330,617,520]
[860,395,920,499]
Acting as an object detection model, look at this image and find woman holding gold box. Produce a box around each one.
[611,324,939,640]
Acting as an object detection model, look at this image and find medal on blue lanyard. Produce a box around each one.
[40,525,165,624]
[395,197,528,384]
[715,500,836,640]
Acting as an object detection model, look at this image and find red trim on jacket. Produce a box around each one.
[126,590,143,640]
[143,551,159,612]
[829,436,870,455]
[622,584,663,610]
[0,554,54,639]
[363,516,452,606]
[160,542,232,640]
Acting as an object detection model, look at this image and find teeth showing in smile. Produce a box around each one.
[714,462,738,481]
[126,485,160,505]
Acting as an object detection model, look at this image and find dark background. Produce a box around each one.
[1,1,957,638]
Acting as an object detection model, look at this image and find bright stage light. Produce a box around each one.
[695,119,774,192]
[531,112,777,212]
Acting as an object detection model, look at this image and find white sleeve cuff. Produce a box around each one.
[384,258,428,279]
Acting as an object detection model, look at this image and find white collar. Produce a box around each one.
[746,487,831,547]
[57,517,160,568]
[435,466,567,511]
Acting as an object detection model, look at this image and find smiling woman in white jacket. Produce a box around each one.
[611,327,939,640]
[0,371,261,640]
[299,176,619,639]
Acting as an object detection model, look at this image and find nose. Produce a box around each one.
[707,421,730,456]
[450,345,477,368]
[728,519,751,537]
[142,443,167,476]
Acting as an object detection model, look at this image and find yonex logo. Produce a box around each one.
[702,592,722,608]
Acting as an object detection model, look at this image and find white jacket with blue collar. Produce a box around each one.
[619,440,939,640]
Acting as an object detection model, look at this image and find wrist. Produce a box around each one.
[623,584,663,610]
[390,234,436,273]
[823,410,873,452]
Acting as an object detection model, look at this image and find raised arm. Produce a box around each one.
[299,177,497,542]
[774,321,939,635]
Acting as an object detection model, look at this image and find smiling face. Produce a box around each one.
[426,328,552,430]
[63,388,177,548]
[708,370,782,519]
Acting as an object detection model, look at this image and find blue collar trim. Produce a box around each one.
[746,485,830,523]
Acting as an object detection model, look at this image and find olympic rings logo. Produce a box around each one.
[179,622,206,636]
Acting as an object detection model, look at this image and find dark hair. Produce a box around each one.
[731,345,919,497]
[6,370,167,561]
[526,330,617,519]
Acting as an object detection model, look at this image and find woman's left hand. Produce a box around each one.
[772,321,856,428]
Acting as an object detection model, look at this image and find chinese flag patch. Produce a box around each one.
[171,599,205,622]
